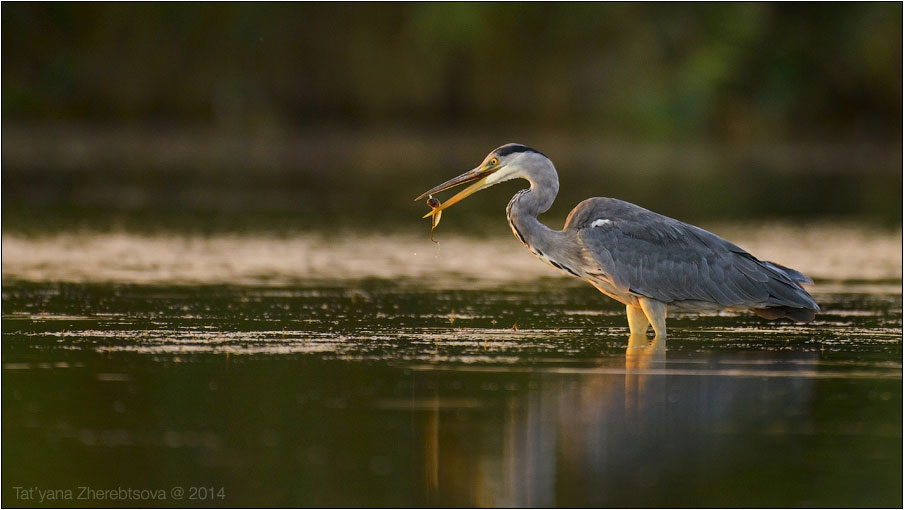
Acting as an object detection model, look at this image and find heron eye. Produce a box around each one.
[489,157,498,167]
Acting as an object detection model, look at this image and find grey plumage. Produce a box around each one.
[567,197,818,320]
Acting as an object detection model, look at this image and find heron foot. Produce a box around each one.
[627,332,666,353]
[627,331,651,350]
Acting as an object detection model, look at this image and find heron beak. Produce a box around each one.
[415,166,495,217]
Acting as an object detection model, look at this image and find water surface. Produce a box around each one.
[2,228,901,507]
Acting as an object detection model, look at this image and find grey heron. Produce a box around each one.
[415,143,818,338]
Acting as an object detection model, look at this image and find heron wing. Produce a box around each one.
[570,198,817,309]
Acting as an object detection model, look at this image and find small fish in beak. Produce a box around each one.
[415,163,499,217]
[415,158,503,242]
[426,195,442,242]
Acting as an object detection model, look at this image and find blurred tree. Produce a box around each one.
[2,2,900,141]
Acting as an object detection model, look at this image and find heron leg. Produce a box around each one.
[626,305,650,338]
[638,297,668,338]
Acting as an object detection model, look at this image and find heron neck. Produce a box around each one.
[505,168,562,252]
[512,163,559,216]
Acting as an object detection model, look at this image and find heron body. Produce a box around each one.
[416,143,818,338]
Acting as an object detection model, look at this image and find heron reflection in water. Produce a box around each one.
[416,144,818,338]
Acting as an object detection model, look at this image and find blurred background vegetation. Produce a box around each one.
[2,2,901,233]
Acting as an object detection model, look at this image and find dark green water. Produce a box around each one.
[2,275,901,507]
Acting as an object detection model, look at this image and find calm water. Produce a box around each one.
[2,228,902,507]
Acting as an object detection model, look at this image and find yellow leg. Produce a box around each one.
[639,297,668,338]
[626,305,650,338]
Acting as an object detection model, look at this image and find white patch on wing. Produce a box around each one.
[591,219,613,228]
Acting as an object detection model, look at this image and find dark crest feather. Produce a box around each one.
[494,144,546,159]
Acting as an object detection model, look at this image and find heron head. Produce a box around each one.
[414,143,547,216]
